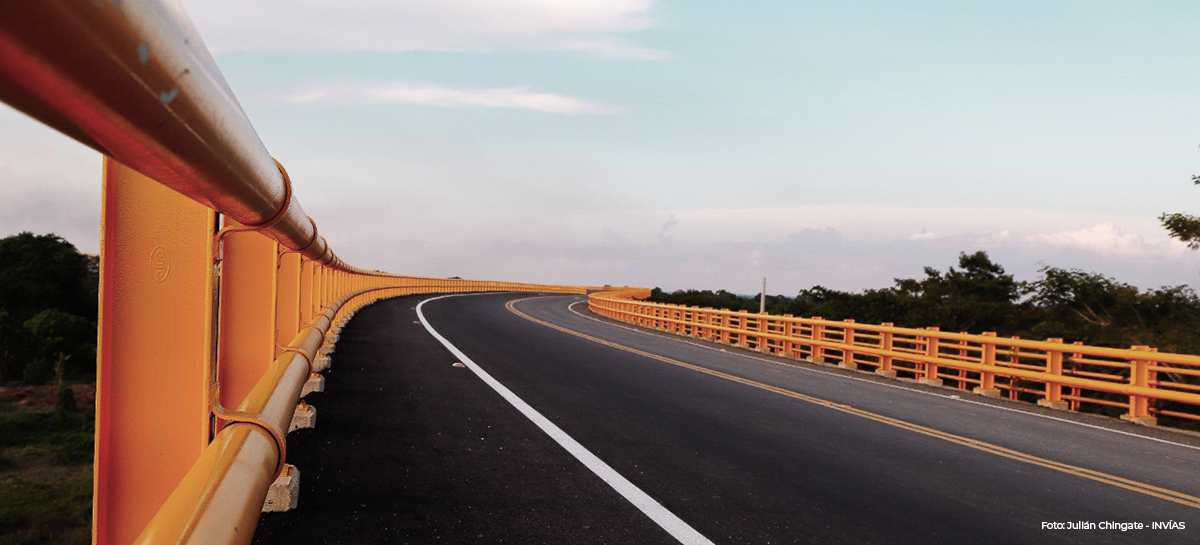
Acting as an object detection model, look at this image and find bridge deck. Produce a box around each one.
[256,293,1200,544]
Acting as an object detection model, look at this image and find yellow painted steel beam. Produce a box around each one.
[216,225,279,415]
[132,293,358,545]
[274,252,303,356]
[96,159,217,545]
[0,0,339,265]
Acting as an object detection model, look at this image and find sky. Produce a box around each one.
[3,0,1200,296]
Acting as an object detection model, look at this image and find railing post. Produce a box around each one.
[781,316,796,359]
[216,225,279,420]
[275,252,302,356]
[811,317,825,363]
[1036,338,1068,410]
[921,328,943,386]
[299,259,314,325]
[973,332,1000,397]
[95,159,218,545]
[1122,345,1157,425]
[877,324,897,378]
[758,315,771,354]
[839,319,857,370]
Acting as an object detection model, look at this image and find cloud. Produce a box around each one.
[284,82,624,115]
[185,0,666,59]
[0,109,102,253]
[1024,222,1188,258]
[656,214,677,248]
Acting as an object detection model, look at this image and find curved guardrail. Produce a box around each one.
[0,2,618,543]
[589,290,1200,428]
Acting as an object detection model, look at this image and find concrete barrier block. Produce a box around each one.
[262,465,300,512]
[301,373,325,397]
[289,403,316,432]
[1120,414,1157,426]
[1037,399,1068,410]
[973,387,1001,398]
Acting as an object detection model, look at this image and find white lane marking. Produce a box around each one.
[564,300,1200,453]
[417,295,716,545]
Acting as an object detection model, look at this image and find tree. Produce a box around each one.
[1023,265,1200,353]
[22,308,97,382]
[0,232,99,382]
[892,251,1024,334]
[1159,175,1200,248]
[0,232,97,322]
[0,307,32,382]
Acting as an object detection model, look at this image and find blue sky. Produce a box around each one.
[3,0,1200,295]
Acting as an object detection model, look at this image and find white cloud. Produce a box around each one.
[284,82,623,115]
[183,0,665,59]
[1024,222,1188,258]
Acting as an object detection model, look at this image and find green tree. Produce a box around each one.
[1159,175,1200,248]
[1024,266,1200,353]
[0,308,32,382]
[0,232,97,322]
[0,232,98,382]
[892,251,1024,334]
[23,308,97,382]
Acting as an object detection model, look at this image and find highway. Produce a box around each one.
[255,292,1200,544]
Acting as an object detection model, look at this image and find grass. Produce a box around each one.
[0,391,93,545]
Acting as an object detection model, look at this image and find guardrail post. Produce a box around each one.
[781,316,797,359]
[275,252,302,355]
[299,259,314,325]
[811,318,825,363]
[95,159,218,545]
[216,225,279,417]
[973,332,1001,397]
[1036,339,1068,410]
[877,324,897,378]
[921,328,943,386]
[1122,345,1157,425]
[839,320,857,370]
[758,315,772,353]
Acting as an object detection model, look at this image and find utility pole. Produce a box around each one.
[760,277,766,314]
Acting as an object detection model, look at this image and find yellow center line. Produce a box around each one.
[506,297,1200,510]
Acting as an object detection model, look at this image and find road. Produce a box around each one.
[255,292,1200,544]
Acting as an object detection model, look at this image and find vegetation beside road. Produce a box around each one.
[651,251,1200,356]
[0,232,96,545]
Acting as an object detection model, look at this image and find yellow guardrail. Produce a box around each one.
[0,2,613,544]
[589,290,1200,427]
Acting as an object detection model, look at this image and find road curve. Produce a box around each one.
[256,292,1200,544]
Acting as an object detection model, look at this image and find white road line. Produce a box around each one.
[417,295,716,545]
[563,299,1200,453]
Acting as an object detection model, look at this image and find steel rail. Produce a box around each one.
[0,0,337,265]
[589,290,1200,423]
[131,288,364,545]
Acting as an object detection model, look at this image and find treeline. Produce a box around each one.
[0,232,98,385]
[651,251,1200,355]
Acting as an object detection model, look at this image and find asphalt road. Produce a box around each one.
[255,292,1200,544]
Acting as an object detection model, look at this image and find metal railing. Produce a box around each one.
[589,290,1200,428]
[0,2,609,544]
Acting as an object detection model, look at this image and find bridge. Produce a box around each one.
[2,3,1199,544]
